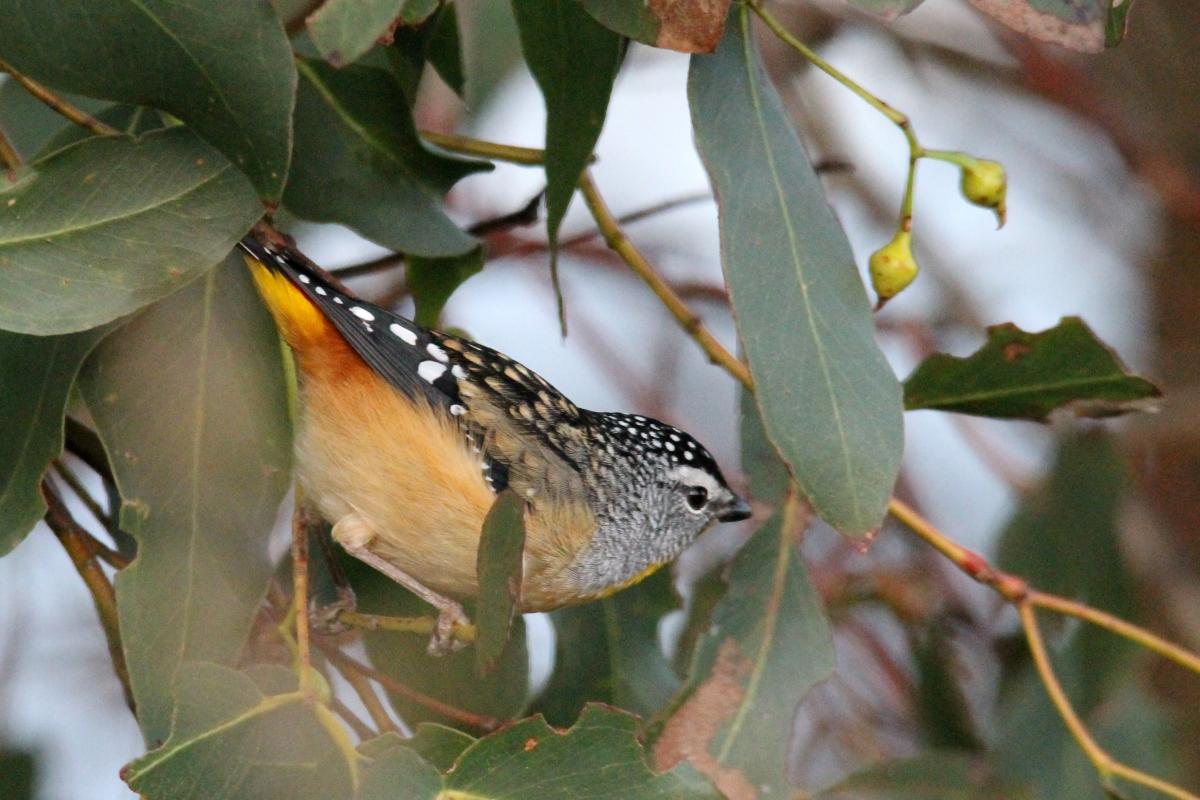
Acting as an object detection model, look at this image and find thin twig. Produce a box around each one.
[0,58,120,137]
[321,646,500,732]
[1020,604,1199,800]
[40,480,134,713]
[49,459,130,570]
[317,642,401,735]
[0,123,21,174]
[291,496,315,695]
[330,695,376,740]
[578,170,752,387]
[421,130,544,165]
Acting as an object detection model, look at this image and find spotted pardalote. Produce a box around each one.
[238,234,750,652]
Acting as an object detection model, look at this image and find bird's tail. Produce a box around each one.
[238,235,332,352]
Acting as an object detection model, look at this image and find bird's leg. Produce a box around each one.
[331,514,471,656]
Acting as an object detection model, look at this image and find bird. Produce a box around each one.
[238,232,751,653]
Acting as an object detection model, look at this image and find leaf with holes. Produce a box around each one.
[690,5,904,536]
[308,0,440,68]
[286,59,487,258]
[0,128,261,335]
[968,0,1134,51]
[79,256,292,744]
[475,488,525,676]
[903,317,1160,421]
[653,496,834,798]
[0,326,111,556]
[0,0,295,198]
[512,0,621,249]
[579,0,733,53]
[533,569,681,727]
[122,663,354,798]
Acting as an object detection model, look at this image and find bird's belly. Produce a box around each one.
[294,371,597,606]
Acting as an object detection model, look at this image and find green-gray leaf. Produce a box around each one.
[445,705,719,798]
[123,663,353,799]
[579,0,732,53]
[512,0,621,245]
[0,326,111,555]
[902,317,1160,421]
[286,59,486,258]
[79,256,292,744]
[475,488,525,676]
[533,569,681,727]
[408,247,484,328]
[0,128,261,335]
[309,0,440,68]
[689,6,904,536]
[655,498,835,797]
[0,0,295,199]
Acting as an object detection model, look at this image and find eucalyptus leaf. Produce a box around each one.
[408,248,484,329]
[689,5,903,536]
[654,500,834,798]
[903,317,1160,421]
[579,0,731,53]
[534,569,681,727]
[512,0,621,250]
[286,59,486,258]
[123,663,353,799]
[968,0,1133,52]
[474,488,525,676]
[308,0,440,68]
[0,128,261,335]
[0,326,110,555]
[0,0,295,198]
[80,256,292,743]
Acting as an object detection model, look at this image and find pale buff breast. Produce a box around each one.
[294,363,598,610]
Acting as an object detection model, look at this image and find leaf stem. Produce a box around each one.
[0,58,120,138]
[578,170,753,387]
[318,643,401,735]
[1020,603,1198,800]
[420,130,544,165]
[50,458,129,569]
[746,1,924,230]
[291,496,315,696]
[320,646,500,731]
[0,122,21,175]
[40,480,135,714]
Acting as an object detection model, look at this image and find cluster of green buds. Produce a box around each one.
[868,153,1007,307]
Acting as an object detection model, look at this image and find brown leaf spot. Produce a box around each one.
[651,638,759,799]
[523,737,538,752]
[1002,341,1033,362]
[650,0,733,54]
[968,0,1104,52]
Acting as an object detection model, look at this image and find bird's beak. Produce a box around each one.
[718,495,753,523]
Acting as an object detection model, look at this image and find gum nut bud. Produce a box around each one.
[869,231,918,302]
[961,159,1007,226]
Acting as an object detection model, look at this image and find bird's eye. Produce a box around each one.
[685,486,708,512]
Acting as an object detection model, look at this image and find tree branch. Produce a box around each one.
[40,480,134,714]
[0,59,120,137]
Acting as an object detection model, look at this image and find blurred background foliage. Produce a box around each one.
[0,0,1198,798]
